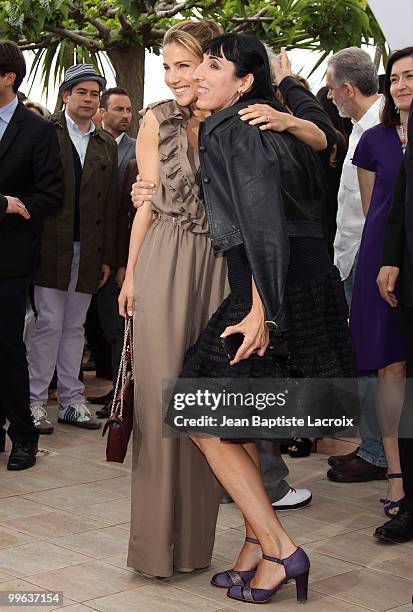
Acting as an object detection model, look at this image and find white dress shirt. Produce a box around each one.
[334,96,382,280]
[65,111,95,167]
[115,132,125,146]
[0,96,18,141]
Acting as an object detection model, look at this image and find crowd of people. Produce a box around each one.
[0,17,412,605]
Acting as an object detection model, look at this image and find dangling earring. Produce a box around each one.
[395,104,400,114]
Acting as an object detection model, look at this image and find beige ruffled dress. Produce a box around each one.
[127,100,228,577]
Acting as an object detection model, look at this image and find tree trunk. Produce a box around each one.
[107,44,145,137]
[373,43,383,70]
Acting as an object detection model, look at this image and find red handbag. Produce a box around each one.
[103,316,134,462]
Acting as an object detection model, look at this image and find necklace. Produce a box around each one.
[398,123,407,154]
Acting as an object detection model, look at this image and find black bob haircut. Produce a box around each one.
[203,33,285,111]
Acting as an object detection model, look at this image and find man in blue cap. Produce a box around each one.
[27,64,118,433]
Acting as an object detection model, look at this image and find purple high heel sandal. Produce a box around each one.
[227,546,310,604]
[211,536,260,588]
[380,473,405,518]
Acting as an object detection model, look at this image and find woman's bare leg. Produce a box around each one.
[377,361,405,513]
[231,441,262,571]
[190,435,297,589]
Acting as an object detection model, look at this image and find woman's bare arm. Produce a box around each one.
[222,278,269,365]
[119,110,160,315]
[357,167,376,217]
[239,104,326,151]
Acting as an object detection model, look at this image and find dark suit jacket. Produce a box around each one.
[0,101,63,278]
[116,159,137,269]
[382,103,413,306]
[117,133,136,192]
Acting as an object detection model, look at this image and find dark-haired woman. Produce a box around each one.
[165,33,355,604]
[350,47,413,517]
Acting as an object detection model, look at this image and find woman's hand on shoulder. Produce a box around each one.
[131,175,156,209]
[238,104,293,133]
[222,305,269,366]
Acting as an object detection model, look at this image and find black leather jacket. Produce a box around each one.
[199,98,327,331]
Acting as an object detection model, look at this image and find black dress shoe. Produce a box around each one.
[374,509,413,543]
[87,389,114,405]
[328,447,359,468]
[96,400,112,419]
[7,440,38,471]
[327,455,387,483]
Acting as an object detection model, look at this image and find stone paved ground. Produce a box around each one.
[0,374,412,611]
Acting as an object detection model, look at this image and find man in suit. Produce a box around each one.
[100,87,136,191]
[0,41,63,469]
[87,88,136,414]
[375,100,413,543]
[27,64,118,434]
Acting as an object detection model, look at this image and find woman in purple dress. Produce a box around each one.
[351,47,413,516]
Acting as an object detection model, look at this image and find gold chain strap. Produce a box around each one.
[110,316,134,420]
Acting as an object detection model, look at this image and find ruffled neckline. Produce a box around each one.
[146,100,209,234]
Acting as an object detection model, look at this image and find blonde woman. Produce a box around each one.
[119,20,227,578]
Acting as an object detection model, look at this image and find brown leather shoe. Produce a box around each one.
[328,447,359,468]
[327,455,387,483]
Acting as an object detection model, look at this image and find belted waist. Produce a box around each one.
[287,220,324,238]
[156,214,323,237]
[156,212,179,224]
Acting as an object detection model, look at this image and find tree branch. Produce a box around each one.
[232,17,274,22]
[87,17,111,42]
[232,6,270,32]
[119,14,134,35]
[45,25,101,51]
[19,38,52,51]
[149,28,167,40]
[155,1,192,18]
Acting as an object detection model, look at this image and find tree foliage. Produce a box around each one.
[0,0,382,124]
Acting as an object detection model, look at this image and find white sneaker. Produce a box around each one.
[272,487,312,511]
[30,401,54,434]
[58,403,101,430]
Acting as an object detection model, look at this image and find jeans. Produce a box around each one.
[357,376,387,467]
[344,253,387,468]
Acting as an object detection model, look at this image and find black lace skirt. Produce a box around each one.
[164,265,356,435]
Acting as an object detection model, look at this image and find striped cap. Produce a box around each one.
[59,63,106,93]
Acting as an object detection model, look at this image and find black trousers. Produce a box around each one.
[96,274,124,384]
[84,295,112,379]
[400,307,413,510]
[0,276,39,444]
